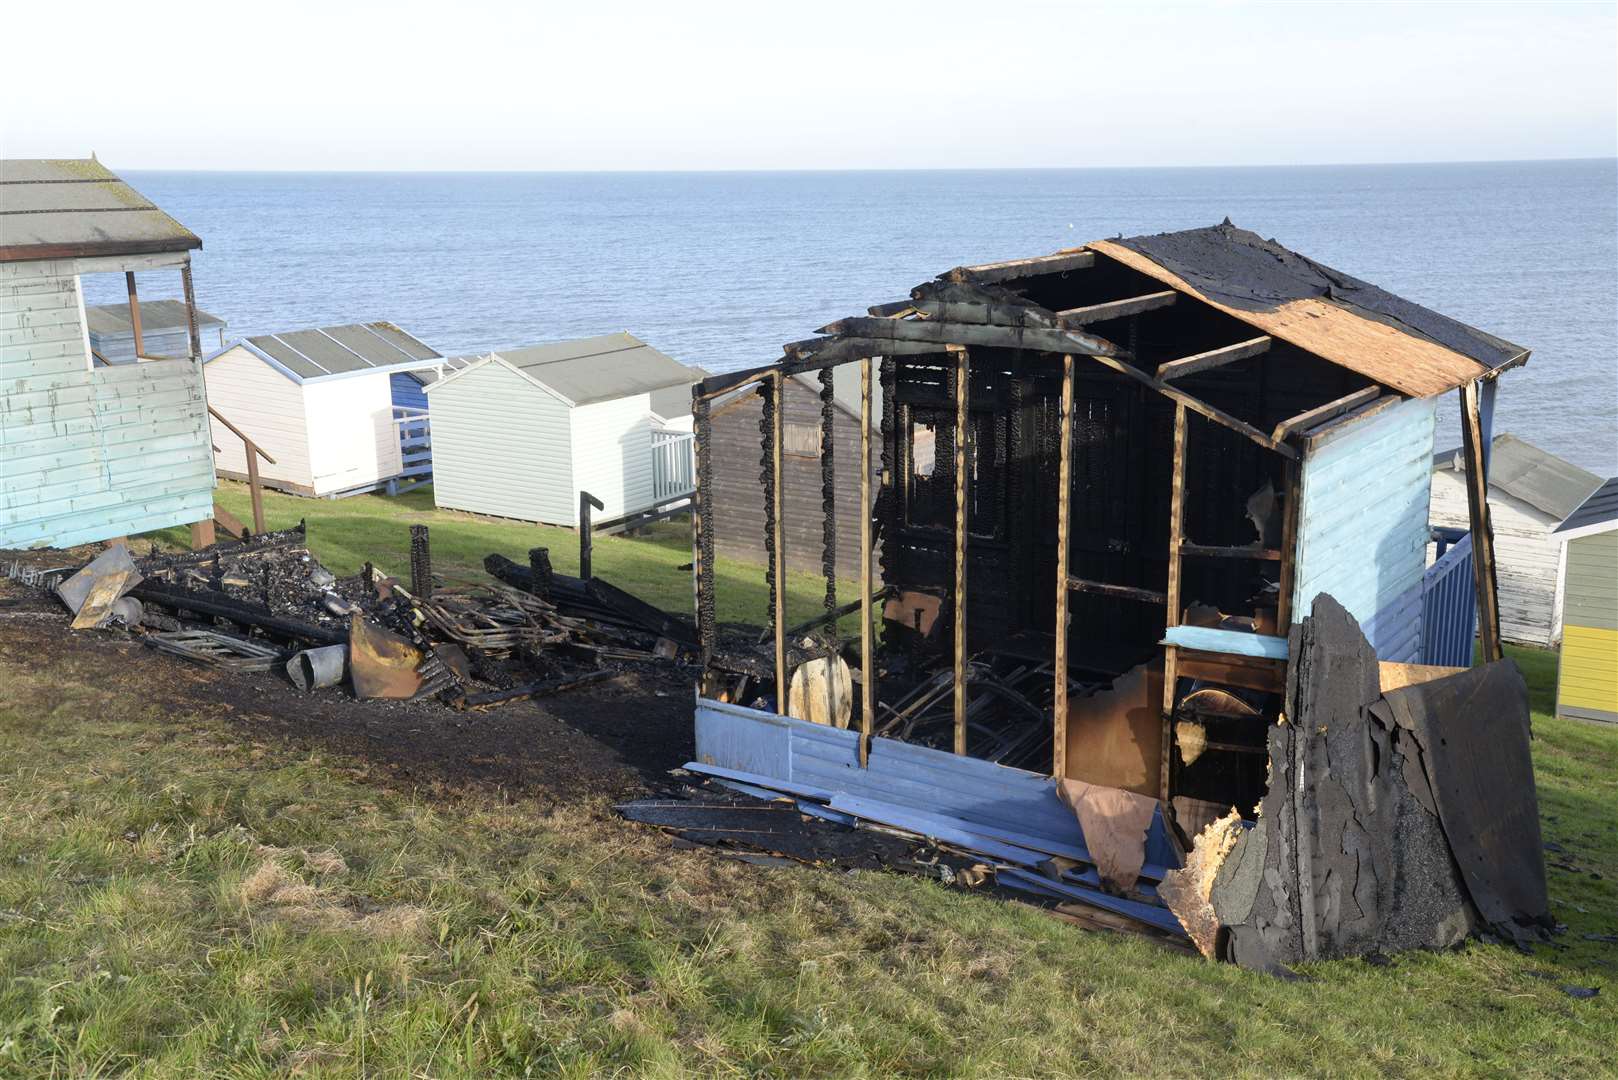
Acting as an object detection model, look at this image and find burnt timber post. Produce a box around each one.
[579,491,604,580]
[859,355,874,766]
[1161,402,1189,801]
[950,345,970,756]
[769,371,788,713]
[1052,353,1074,778]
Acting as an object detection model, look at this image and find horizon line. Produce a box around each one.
[99,155,1618,176]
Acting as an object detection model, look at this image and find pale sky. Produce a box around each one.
[3,0,1614,170]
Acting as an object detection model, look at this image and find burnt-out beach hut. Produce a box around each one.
[706,364,879,582]
[682,223,1549,964]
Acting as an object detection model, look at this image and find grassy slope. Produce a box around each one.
[0,488,1610,1077]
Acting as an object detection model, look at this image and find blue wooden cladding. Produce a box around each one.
[1292,396,1436,653]
[1161,625,1289,660]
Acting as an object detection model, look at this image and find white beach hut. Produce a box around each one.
[203,322,443,498]
[1430,433,1603,647]
[426,332,702,526]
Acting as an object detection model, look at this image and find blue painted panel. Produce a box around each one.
[1162,626,1289,660]
[1293,396,1436,650]
[692,698,1180,877]
[1363,577,1423,662]
[390,372,428,411]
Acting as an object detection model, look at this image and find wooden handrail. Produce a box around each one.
[208,406,276,465]
[207,405,274,536]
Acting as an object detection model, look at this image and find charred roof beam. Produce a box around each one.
[1156,336,1273,381]
[1054,290,1178,326]
[946,250,1097,284]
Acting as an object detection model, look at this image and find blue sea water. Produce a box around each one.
[90,161,1617,474]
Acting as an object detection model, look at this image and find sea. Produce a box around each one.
[88,160,1618,475]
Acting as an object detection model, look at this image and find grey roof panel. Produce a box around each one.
[500,332,699,405]
[1554,476,1618,535]
[239,321,442,382]
[365,322,440,362]
[320,324,400,367]
[0,158,201,260]
[1435,433,1603,521]
[85,299,224,336]
[277,329,369,374]
[249,335,326,380]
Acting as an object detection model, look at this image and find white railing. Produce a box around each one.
[651,428,696,503]
[393,406,432,485]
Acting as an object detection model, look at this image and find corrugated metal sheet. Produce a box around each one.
[0,159,200,261]
[692,698,1179,873]
[1420,534,1477,667]
[1293,396,1436,656]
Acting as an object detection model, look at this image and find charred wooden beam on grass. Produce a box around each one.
[129,579,346,646]
[1156,336,1272,381]
[1052,353,1074,778]
[1055,290,1178,326]
[453,669,617,709]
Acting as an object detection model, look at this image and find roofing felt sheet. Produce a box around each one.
[0,159,201,260]
[501,332,699,405]
[367,322,441,361]
[277,329,368,374]
[1555,476,1618,535]
[1111,222,1525,370]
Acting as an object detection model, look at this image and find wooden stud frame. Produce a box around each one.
[770,370,788,712]
[1161,403,1189,801]
[859,356,875,766]
[1052,354,1074,778]
[950,345,970,756]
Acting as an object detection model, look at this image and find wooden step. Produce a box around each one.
[213,502,247,540]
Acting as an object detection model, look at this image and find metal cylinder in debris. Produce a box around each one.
[410,525,431,598]
[287,645,347,691]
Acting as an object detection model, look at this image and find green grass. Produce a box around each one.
[146,481,846,632]
[0,490,1610,1076]
[0,642,1612,1077]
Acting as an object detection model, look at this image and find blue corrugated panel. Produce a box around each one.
[693,699,1180,876]
[1293,397,1436,652]
[1421,533,1477,666]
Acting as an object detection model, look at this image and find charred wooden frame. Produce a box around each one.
[690,241,1507,815]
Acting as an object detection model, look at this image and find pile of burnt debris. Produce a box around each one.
[627,596,1558,972]
[27,523,696,709]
